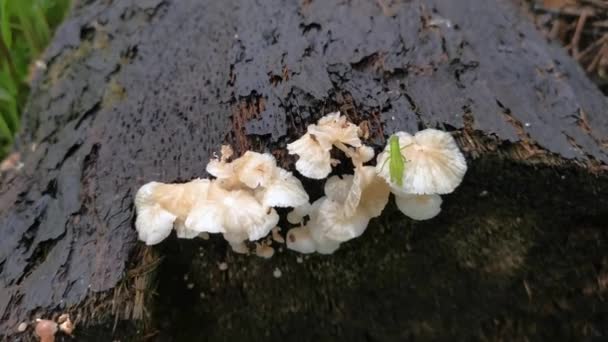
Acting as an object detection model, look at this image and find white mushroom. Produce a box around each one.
[134,179,212,245]
[376,129,467,194]
[343,166,390,218]
[186,185,279,241]
[255,169,309,208]
[233,151,278,189]
[313,197,370,242]
[308,112,362,148]
[287,132,332,179]
[285,226,316,254]
[287,111,363,179]
[324,174,354,203]
[394,193,443,220]
[286,202,312,224]
[255,243,275,259]
[134,182,177,245]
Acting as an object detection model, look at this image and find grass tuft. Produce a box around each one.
[0,0,71,159]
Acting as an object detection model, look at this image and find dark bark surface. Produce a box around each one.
[0,0,607,339]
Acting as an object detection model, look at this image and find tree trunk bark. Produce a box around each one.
[1,0,608,340]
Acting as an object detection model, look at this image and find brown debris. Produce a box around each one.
[230,95,265,154]
[531,0,608,84]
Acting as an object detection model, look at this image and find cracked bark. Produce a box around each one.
[1,0,607,340]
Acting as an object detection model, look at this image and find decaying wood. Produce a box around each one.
[1,0,607,340]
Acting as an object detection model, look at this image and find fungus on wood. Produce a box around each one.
[1,0,608,340]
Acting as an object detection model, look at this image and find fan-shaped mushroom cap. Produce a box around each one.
[395,193,443,220]
[324,175,354,203]
[343,166,390,218]
[287,132,332,179]
[186,185,279,241]
[308,112,362,148]
[287,112,364,179]
[255,169,309,208]
[376,129,467,194]
[135,182,177,245]
[313,197,370,242]
[233,151,277,189]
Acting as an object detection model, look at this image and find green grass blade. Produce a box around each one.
[0,86,10,101]
[0,94,18,131]
[32,4,51,44]
[0,111,13,144]
[13,2,40,55]
[0,0,12,48]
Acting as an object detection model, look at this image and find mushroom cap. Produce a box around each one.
[186,186,279,241]
[353,145,375,165]
[134,182,177,245]
[233,151,277,189]
[308,111,362,148]
[255,243,275,258]
[344,166,390,218]
[184,183,229,234]
[286,226,317,254]
[286,202,312,224]
[376,129,467,194]
[395,193,443,220]
[255,169,309,208]
[324,174,354,203]
[151,179,211,219]
[287,133,332,179]
[314,198,371,242]
[35,319,58,342]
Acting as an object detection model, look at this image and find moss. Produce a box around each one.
[140,155,608,341]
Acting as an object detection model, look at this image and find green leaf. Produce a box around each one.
[0,86,11,102]
[0,0,12,48]
[0,95,18,131]
[0,111,13,144]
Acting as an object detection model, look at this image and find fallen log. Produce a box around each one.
[1,0,607,340]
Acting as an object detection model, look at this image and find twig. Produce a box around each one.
[572,10,592,59]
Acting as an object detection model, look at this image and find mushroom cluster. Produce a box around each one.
[284,113,390,253]
[285,113,466,254]
[134,111,467,256]
[135,146,308,253]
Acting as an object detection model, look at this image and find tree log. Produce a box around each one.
[1,0,608,340]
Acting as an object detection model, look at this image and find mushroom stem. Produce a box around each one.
[334,141,356,160]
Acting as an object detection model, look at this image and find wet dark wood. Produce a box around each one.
[1,0,607,339]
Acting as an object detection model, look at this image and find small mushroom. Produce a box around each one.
[395,193,443,220]
[35,319,58,342]
[17,322,27,333]
[255,243,275,259]
[286,226,316,254]
[286,202,312,224]
[271,227,285,244]
[59,317,74,336]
